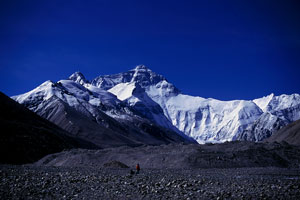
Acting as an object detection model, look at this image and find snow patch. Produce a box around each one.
[108,82,136,101]
[253,93,274,112]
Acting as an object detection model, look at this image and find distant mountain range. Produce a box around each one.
[12,65,300,145]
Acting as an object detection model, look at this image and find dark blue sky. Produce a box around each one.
[0,0,299,100]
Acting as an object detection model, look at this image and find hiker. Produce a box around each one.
[136,163,140,174]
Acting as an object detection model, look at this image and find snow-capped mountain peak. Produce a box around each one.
[91,65,173,91]
[134,64,151,71]
[12,69,196,147]
[12,65,300,145]
[69,71,88,85]
[129,65,167,88]
[88,66,300,143]
[253,93,274,112]
[12,80,55,105]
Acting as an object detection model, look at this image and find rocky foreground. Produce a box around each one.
[1,165,300,199]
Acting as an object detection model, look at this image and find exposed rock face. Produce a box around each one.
[265,119,300,145]
[237,112,288,142]
[238,96,300,142]
[92,65,174,91]
[69,71,89,85]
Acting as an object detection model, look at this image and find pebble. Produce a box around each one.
[0,165,300,199]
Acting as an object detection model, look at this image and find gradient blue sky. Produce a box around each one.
[0,0,299,100]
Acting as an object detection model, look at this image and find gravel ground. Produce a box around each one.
[1,165,300,199]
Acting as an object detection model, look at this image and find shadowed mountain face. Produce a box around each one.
[0,92,98,164]
[11,77,195,148]
[265,119,300,145]
[31,94,193,148]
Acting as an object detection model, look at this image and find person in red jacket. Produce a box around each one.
[136,163,140,174]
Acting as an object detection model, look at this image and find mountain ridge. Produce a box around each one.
[12,65,300,144]
[12,70,195,147]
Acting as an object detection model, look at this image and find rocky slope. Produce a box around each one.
[0,92,97,164]
[35,142,300,169]
[265,119,300,145]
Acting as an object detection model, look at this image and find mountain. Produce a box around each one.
[12,65,300,144]
[12,75,194,148]
[237,94,300,142]
[237,112,287,142]
[264,119,300,145]
[0,92,97,164]
[89,65,300,143]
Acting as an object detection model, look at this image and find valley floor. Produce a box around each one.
[1,165,300,199]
